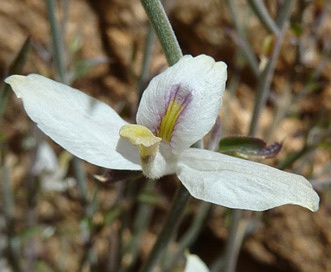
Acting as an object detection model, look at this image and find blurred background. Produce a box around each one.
[0,0,330,271]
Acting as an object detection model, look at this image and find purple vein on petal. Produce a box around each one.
[156,84,193,142]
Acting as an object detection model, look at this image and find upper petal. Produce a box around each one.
[177,148,319,211]
[5,74,141,170]
[137,55,227,154]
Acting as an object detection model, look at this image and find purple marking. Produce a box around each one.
[155,84,193,139]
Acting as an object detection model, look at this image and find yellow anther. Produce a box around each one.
[119,124,161,162]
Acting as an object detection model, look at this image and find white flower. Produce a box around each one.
[5,55,319,211]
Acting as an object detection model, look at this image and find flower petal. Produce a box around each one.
[177,148,319,211]
[5,74,141,170]
[137,55,227,154]
[184,253,209,272]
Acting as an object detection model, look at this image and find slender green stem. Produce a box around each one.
[138,26,156,99]
[1,156,22,272]
[247,0,279,34]
[122,181,155,272]
[23,128,42,272]
[139,183,190,272]
[138,1,190,271]
[277,144,315,170]
[106,181,126,272]
[248,37,282,134]
[222,2,295,272]
[73,157,88,203]
[60,0,70,37]
[0,37,31,123]
[45,0,68,84]
[215,211,248,272]
[2,160,14,220]
[249,0,294,136]
[45,2,97,270]
[45,0,90,231]
[225,0,259,76]
[141,0,182,66]
[164,202,211,270]
[275,0,295,28]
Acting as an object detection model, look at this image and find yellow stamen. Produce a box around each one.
[119,124,161,162]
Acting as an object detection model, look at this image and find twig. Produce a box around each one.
[222,2,295,272]
[45,0,68,83]
[139,183,190,272]
[225,0,260,76]
[1,153,22,272]
[0,37,31,122]
[163,202,212,270]
[138,26,156,100]
[247,0,279,34]
[138,1,192,271]
[121,181,155,272]
[141,0,182,66]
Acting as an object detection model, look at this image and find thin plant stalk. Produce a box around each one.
[249,0,294,135]
[121,181,155,272]
[138,26,156,99]
[277,144,315,170]
[139,183,190,272]
[225,0,260,76]
[141,0,182,66]
[121,22,157,271]
[45,0,89,209]
[75,158,96,272]
[163,202,212,270]
[23,128,42,272]
[118,179,143,270]
[1,156,22,272]
[45,0,68,84]
[106,181,127,272]
[211,210,249,272]
[73,157,88,203]
[275,0,295,28]
[59,0,70,38]
[2,38,39,271]
[139,1,196,271]
[78,187,99,271]
[247,0,279,34]
[222,2,294,272]
[45,1,97,269]
[248,32,284,134]
[163,119,223,270]
[221,48,245,134]
[0,37,31,122]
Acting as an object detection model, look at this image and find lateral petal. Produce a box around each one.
[137,55,227,154]
[5,74,141,170]
[177,148,319,211]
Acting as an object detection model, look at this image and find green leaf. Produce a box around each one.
[219,136,282,159]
